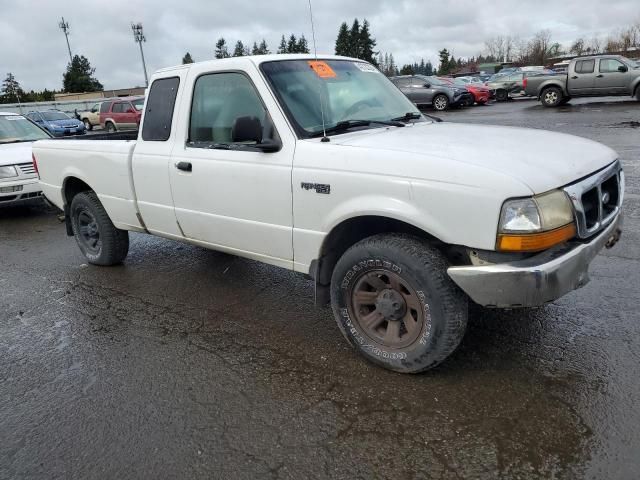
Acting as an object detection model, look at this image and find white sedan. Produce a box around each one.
[0,112,50,206]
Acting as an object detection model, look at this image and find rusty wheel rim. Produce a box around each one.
[348,270,425,349]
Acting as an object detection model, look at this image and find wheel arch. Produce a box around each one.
[311,215,443,304]
[62,176,95,235]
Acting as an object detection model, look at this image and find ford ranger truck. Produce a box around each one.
[33,54,624,373]
[525,54,640,107]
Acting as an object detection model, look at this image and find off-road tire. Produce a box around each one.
[330,233,468,373]
[105,122,116,132]
[432,94,449,111]
[70,191,129,265]
[541,86,564,107]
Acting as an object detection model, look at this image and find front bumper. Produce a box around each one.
[0,178,42,206]
[447,213,623,308]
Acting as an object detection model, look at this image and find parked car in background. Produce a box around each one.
[391,75,473,111]
[440,77,491,105]
[0,112,51,206]
[79,102,103,131]
[486,72,547,101]
[99,97,145,132]
[524,55,640,107]
[26,110,86,137]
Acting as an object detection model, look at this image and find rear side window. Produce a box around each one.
[112,103,125,113]
[100,102,110,113]
[142,77,180,141]
[575,60,595,74]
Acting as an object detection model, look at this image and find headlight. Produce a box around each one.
[0,166,18,179]
[497,190,576,252]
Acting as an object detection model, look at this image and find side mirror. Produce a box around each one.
[618,65,628,73]
[232,115,262,143]
[231,116,280,152]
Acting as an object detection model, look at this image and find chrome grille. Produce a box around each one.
[564,160,624,239]
[17,162,36,175]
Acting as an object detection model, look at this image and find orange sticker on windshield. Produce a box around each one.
[308,61,336,78]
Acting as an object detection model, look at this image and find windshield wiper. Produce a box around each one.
[318,119,405,137]
[392,111,442,123]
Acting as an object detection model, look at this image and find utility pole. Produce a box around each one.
[131,23,149,87]
[58,17,72,63]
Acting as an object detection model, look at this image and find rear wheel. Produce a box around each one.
[465,96,475,107]
[330,234,468,373]
[432,94,449,111]
[634,86,640,101]
[541,86,564,107]
[70,191,129,265]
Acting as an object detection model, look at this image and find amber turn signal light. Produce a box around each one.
[497,223,576,252]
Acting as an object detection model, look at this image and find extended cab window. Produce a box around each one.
[599,58,625,73]
[575,60,595,74]
[142,77,179,141]
[189,72,274,146]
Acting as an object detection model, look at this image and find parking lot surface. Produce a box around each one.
[1,97,639,479]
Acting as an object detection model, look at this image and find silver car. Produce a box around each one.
[391,75,473,111]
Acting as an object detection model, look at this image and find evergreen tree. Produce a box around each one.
[425,61,434,75]
[388,53,397,76]
[277,35,287,54]
[215,38,230,59]
[358,20,376,64]
[335,22,350,56]
[252,42,260,55]
[62,55,103,93]
[286,34,298,53]
[296,34,309,54]
[233,40,246,57]
[1,73,23,102]
[182,52,194,64]
[258,39,270,55]
[348,19,361,58]
[438,48,451,74]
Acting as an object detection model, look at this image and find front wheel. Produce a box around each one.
[83,119,93,131]
[495,89,508,102]
[105,122,116,132]
[330,234,468,373]
[541,86,564,107]
[432,94,449,111]
[70,191,129,265]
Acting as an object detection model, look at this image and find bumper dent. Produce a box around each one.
[447,214,623,308]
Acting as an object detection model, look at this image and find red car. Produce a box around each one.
[438,77,491,106]
[99,96,145,132]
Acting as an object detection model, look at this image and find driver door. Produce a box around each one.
[169,69,295,268]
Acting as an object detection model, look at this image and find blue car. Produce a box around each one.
[26,110,86,137]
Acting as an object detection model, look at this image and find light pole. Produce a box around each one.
[131,23,149,87]
[58,17,73,63]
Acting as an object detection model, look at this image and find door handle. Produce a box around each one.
[175,161,192,172]
[571,76,578,79]
[596,74,604,78]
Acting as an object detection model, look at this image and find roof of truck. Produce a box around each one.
[154,54,360,74]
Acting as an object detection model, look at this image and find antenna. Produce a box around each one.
[307,0,329,142]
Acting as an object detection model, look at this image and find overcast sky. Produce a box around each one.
[0,0,637,91]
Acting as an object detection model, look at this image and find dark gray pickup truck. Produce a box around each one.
[525,55,640,107]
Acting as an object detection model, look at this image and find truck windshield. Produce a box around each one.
[0,115,50,144]
[261,59,423,138]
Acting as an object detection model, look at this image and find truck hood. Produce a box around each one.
[329,122,618,193]
[0,141,33,167]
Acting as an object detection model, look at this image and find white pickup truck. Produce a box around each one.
[34,54,624,373]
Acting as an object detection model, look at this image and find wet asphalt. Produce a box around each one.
[1,97,639,479]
